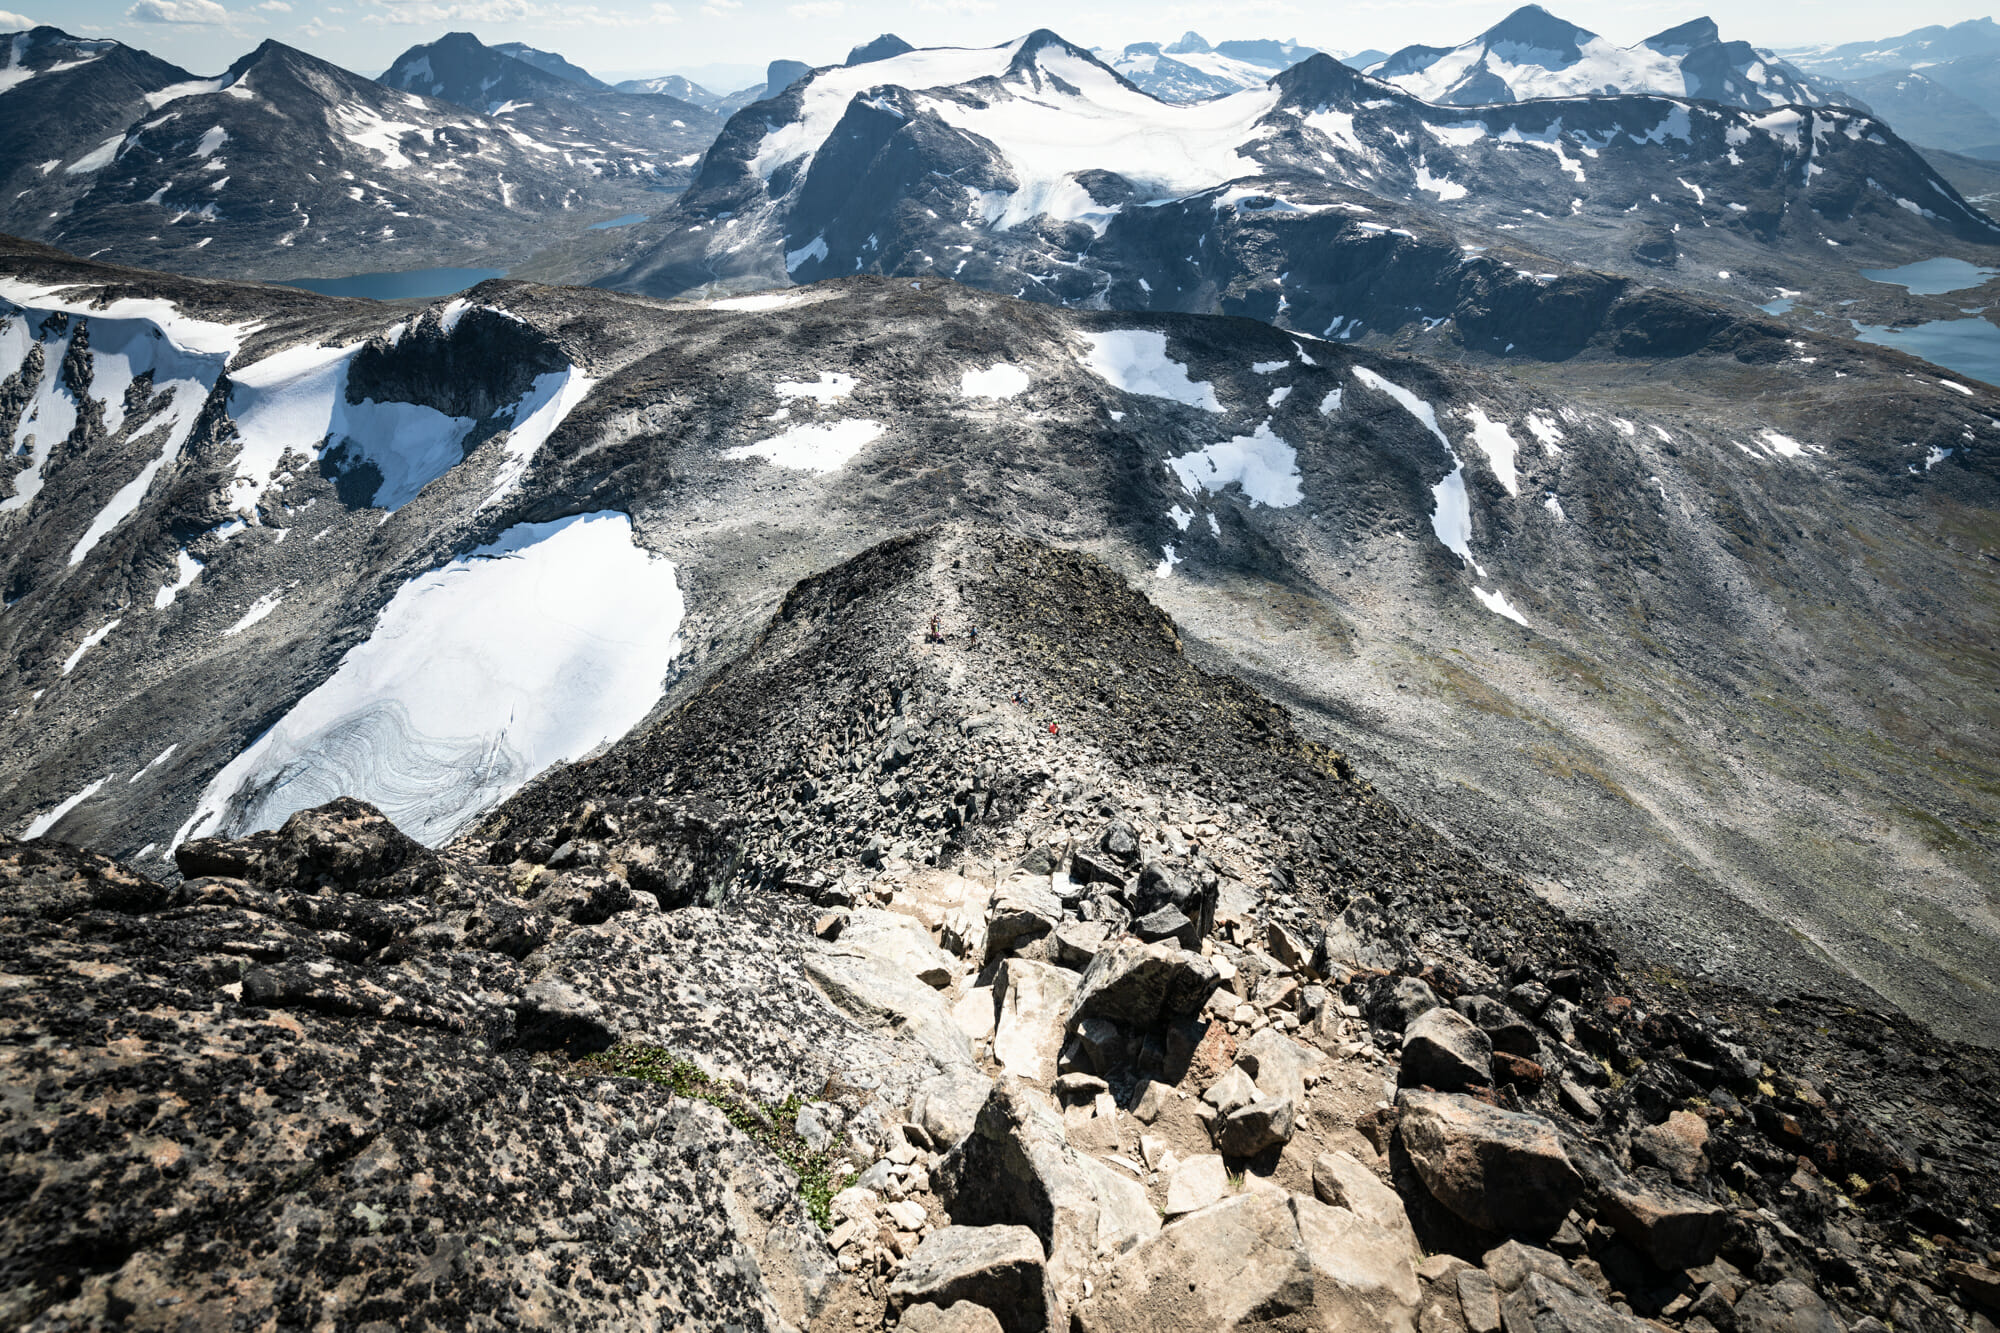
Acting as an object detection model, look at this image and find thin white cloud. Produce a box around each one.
[915,0,995,11]
[0,9,36,26]
[699,0,738,13]
[786,0,843,16]
[254,0,290,10]
[127,0,230,22]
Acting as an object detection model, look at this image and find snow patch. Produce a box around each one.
[725,419,884,473]
[960,363,1030,399]
[62,619,121,676]
[1165,420,1302,509]
[1473,586,1530,626]
[1074,330,1223,412]
[22,776,109,841]
[173,512,684,848]
[1462,406,1522,495]
[775,371,856,404]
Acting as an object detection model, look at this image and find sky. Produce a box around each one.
[8,0,1998,88]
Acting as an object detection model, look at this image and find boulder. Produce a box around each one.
[986,875,1063,959]
[1313,1151,1418,1255]
[806,926,976,1072]
[899,1302,1007,1333]
[1203,1066,1258,1115]
[838,908,957,987]
[887,1225,1054,1333]
[1633,1111,1709,1190]
[1483,1241,1589,1297]
[1397,1092,1584,1237]
[953,986,998,1045]
[1730,1280,1847,1333]
[992,959,1079,1082]
[1370,976,1442,1032]
[1594,1178,1726,1271]
[174,796,442,897]
[1455,994,1541,1057]
[1052,919,1112,970]
[1165,1153,1231,1216]
[1072,1192,1420,1332]
[1315,898,1404,974]
[1216,1098,1296,1157]
[1066,939,1219,1029]
[1402,1008,1494,1092]
[1237,1027,1325,1105]
[910,1066,996,1150]
[1132,905,1194,946]
[1499,1271,1653,1332]
[1458,1270,1503,1333]
[933,1079,1159,1309]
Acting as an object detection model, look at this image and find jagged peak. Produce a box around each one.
[1164,30,1211,54]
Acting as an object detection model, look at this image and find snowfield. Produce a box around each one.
[172,511,685,849]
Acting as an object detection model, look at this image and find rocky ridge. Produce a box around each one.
[6,526,1997,1332]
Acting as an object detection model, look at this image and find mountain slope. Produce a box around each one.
[2,236,1996,1049]
[3,36,719,283]
[1367,6,1848,111]
[0,27,200,239]
[596,35,2000,349]
[7,524,1995,1331]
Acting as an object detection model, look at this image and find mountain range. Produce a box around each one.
[0,25,719,283]
[1366,7,1849,112]
[596,30,1998,355]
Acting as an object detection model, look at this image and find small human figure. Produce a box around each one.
[927,614,941,643]
[966,626,979,648]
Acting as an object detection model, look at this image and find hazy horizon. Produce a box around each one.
[7,0,1998,90]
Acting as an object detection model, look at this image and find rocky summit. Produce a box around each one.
[4,525,1998,1332]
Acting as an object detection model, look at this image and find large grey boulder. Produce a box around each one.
[887,1224,1054,1333]
[909,1066,996,1150]
[836,908,957,987]
[1237,1027,1325,1105]
[986,875,1063,960]
[1397,1092,1584,1237]
[1369,976,1442,1031]
[1454,994,1541,1057]
[1313,1151,1418,1256]
[1071,1191,1420,1332]
[1402,1008,1494,1091]
[992,958,1078,1082]
[932,1079,1159,1311]
[1066,939,1219,1028]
